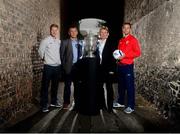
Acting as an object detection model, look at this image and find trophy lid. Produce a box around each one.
[79,18,106,37]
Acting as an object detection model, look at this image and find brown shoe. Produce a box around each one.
[63,104,69,109]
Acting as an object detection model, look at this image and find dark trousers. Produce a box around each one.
[99,71,114,111]
[117,64,135,109]
[63,74,72,105]
[63,68,79,107]
[40,65,61,108]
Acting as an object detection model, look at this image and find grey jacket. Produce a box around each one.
[60,39,82,74]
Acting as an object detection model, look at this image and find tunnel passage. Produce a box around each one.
[60,0,125,43]
[0,0,125,127]
[0,0,180,131]
[48,0,180,123]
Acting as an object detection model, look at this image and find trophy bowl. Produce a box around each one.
[83,31,98,57]
[79,18,106,58]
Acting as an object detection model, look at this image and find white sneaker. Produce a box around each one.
[50,103,62,108]
[124,107,134,114]
[42,108,49,113]
[113,102,125,108]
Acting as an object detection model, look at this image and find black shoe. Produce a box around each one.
[100,106,107,111]
[107,109,113,113]
[71,103,79,111]
[72,107,79,112]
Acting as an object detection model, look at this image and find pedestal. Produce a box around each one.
[72,57,100,115]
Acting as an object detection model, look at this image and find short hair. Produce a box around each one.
[50,24,59,30]
[99,26,109,33]
[122,22,132,28]
[68,24,78,31]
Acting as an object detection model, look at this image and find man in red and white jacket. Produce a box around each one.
[113,22,141,114]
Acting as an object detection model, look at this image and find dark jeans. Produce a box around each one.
[40,65,61,108]
[117,64,135,109]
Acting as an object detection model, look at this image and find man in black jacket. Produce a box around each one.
[97,26,117,112]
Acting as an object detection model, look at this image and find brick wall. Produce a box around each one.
[0,0,60,125]
[124,0,180,120]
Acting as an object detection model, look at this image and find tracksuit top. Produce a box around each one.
[118,34,141,65]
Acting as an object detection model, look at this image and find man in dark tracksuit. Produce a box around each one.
[116,22,141,114]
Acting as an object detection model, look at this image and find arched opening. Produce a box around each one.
[60,0,125,45]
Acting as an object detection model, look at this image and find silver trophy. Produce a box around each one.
[79,18,106,58]
[83,31,98,57]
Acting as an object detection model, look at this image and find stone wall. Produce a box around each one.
[124,0,166,24]
[124,0,180,119]
[0,0,60,125]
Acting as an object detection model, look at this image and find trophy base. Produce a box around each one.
[84,52,96,58]
[85,56,96,58]
[85,55,96,58]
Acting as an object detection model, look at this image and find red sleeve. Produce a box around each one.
[124,39,141,59]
